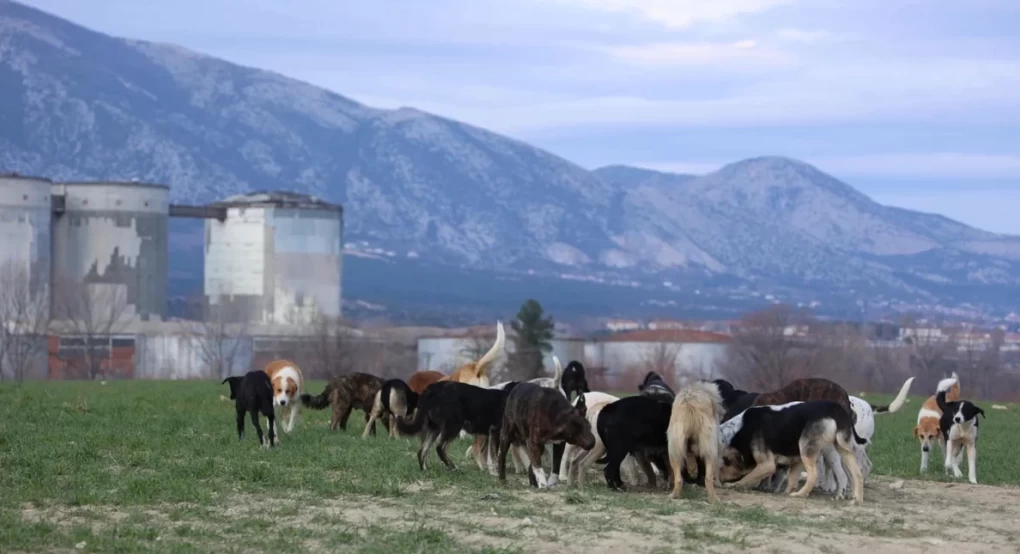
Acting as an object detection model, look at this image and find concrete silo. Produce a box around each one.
[0,173,53,313]
[50,181,170,321]
[204,191,343,325]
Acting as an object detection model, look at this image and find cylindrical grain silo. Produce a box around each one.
[0,173,53,316]
[50,181,170,321]
[204,191,343,325]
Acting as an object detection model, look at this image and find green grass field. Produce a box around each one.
[1,381,1018,553]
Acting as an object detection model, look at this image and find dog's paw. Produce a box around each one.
[546,474,560,487]
[969,477,977,484]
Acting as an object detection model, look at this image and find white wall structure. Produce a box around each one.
[204,192,343,325]
[0,173,53,315]
[50,181,170,320]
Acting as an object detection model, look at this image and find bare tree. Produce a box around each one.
[52,280,130,380]
[640,341,683,384]
[306,315,359,379]
[899,314,958,390]
[959,329,1003,401]
[725,304,814,390]
[184,298,250,379]
[0,262,50,381]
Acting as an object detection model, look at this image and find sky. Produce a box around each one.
[24,0,1020,234]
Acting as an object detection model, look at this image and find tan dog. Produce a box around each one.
[263,359,303,433]
[438,321,504,388]
[914,372,960,472]
[668,381,726,503]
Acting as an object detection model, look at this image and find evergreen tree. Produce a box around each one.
[508,299,554,380]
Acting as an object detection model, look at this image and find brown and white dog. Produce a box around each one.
[438,320,505,388]
[915,372,960,473]
[263,359,304,433]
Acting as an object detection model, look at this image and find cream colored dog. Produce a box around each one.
[667,381,726,503]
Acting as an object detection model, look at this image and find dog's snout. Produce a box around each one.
[922,446,930,452]
[954,416,962,423]
[279,399,287,406]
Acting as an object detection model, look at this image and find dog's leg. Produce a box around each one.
[337,399,354,432]
[436,429,458,471]
[947,442,964,478]
[838,443,865,504]
[634,453,657,489]
[703,454,720,504]
[512,445,528,474]
[362,396,382,439]
[418,430,439,471]
[669,448,685,499]
[791,453,820,498]
[571,444,599,488]
[236,406,246,441]
[548,443,564,487]
[486,428,500,477]
[725,455,777,490]
[785,460,803,494]
[559,443,576,484]
[497,429,512,482]
[283,404,297,433]
[472,435,488,471]
[603,447,628,491]
[267,411,278,447]
[250,409,266,448]
[966,441,977,484]
[527,440,548,488]
[822,446,848,499]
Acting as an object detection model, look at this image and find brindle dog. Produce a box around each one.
[498,383,596,488]
[301,372,388,433]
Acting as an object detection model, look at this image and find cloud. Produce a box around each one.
[600,40,789,67]
[539,0,796,28]
[774,28,832,44]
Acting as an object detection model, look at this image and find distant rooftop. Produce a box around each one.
[211,190,342,212]
[603,329,731,343]
[0,172,53,182]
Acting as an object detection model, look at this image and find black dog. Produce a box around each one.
[397,381,518,471]
[222,371,277,447]
[713,379,755,416]
[936,377,985,483]
[596,395,673,490]
[638,371,676,403]
[561,361,591,399]
[498,382,596,488]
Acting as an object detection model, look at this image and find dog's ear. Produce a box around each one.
[575,394,588,417]
[976,406,986,419]
[912,426,921,439]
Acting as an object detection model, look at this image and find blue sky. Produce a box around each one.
[25,0,1020,234]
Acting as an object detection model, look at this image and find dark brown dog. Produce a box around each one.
[407,370,445,394]
[301,372,388,433]
[498,382,596,488]
[722,378,853,422]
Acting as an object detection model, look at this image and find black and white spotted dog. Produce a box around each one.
[936,374,985,484]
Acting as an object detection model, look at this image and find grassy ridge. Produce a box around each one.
[0,380,1015,552]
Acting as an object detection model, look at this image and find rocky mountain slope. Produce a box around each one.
[2,1,1019,316]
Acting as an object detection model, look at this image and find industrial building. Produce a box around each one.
[0,173,53,312]
[50,181,170,321]
[204,191,344,325]
[0,172,345,380]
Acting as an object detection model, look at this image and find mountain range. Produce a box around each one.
[2,0,1019,322]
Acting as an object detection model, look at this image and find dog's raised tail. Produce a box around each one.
[871,376,915,414]
[300,383,333,410]
[935,372,960,412]
[221,376,242,400]
[475,321,505,377]
[552,356,564,392]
